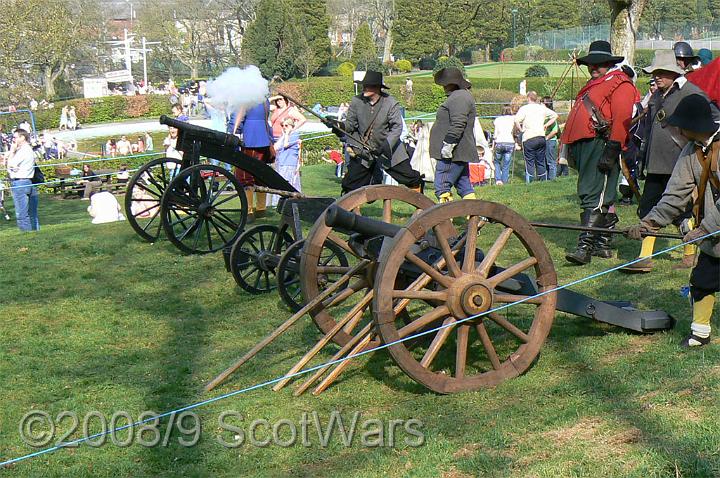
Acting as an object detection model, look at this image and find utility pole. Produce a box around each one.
[124,28,132,77]
[140,37,161,87]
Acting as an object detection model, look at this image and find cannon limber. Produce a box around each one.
[206,185,675,395]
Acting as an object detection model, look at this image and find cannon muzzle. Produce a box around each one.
[324,204,402,238]
[160,115,241,149]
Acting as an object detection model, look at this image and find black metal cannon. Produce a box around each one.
[206,188,675,395]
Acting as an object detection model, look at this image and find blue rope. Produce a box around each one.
[2,228,718,467]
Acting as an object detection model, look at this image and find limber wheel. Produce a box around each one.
[160,164,247,254]
[230,225,294,294]
[124,157,182,242]
[300,185,454,347]
[373,200,558,394]
[277,239,349,313]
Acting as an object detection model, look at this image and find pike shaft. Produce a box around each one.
[529,222,683,239]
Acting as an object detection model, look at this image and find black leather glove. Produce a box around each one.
[598,140,621,174]
[324,118,345,138]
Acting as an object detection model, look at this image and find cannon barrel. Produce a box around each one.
[324,204,402,238]
[159,115,241,149]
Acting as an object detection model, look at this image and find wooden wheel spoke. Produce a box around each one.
[382,199,392,223]
[214,210,240,230]
[140,213,160,233]
[476,321,501,370]
[455,325,470,378]
[316,265,352,274]
[398,305,449,338]
[404,251,452,288]
[208,218,229,244]
[488,257,538,287]
[476,227,514,278]
[209,180,233,204]
[134,181,163,199]
[419,318,457,368]
[191,218,204,250]
[205,219,213,250]
[488,312,529,343]
[462,216,481,273]
[327,232,354,256]
[177,217,202,242]
[170,213,197,228]
[211,191,237,208]
[392,289,447,301]
[494,293,544,306]
[433,225,462,277]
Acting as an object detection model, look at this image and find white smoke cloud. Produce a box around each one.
[206,65,269,113]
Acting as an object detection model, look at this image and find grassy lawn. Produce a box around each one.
[408,62,586,80]
[2,161,720,477]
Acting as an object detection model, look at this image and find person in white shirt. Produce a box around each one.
[3,129,39,231]
[493,105,516,184]
[116,135,132,155]
[87,191,124,224]
[514,91,558,182]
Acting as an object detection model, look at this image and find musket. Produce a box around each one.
[529,222,683,240]
[620,157,642,202]
[278,92,388,163]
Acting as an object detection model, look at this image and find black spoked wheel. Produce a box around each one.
[160,164,247,254]
[277,239,349,312]
[124,157,182,242]
[229,225,295,294]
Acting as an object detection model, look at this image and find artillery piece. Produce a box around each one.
[207,185,674,395]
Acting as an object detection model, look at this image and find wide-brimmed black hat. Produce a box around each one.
[666,94,718,133]
[576,40,624,66]
[355,70,389,89]
[433,67,471,89]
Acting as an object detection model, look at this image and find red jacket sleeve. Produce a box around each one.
[608,82,638,146]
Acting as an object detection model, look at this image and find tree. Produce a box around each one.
[608,0,647,65]
[368,0,396,63]
[291,0,332,68]
[395,0,490,61]
[243,0,300,79]
[137,0,226,79]
[351,22,378,70]
[0,0,100,99]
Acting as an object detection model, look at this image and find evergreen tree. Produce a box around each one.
[351,22,378,69]
[291,0,332,68]
[243,0,298,78]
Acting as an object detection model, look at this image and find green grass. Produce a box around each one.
[409,62,585,80]
[1,162,720,477]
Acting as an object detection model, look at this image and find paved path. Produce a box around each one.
[52,118,331,141]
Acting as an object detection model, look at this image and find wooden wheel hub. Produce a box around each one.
[461,282,493,317]
[446,273,494,319]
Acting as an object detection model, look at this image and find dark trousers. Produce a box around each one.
[523,136,547,181]
[341,157,422,193]
[637,173,692,225]
[434,160,474,198]
[571,138,620,210]
[691,252,720,302]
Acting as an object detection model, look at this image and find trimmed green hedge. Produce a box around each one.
[0,95,173,132]
[280,76,576,113]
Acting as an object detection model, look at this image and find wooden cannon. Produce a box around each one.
[206,185,674,395]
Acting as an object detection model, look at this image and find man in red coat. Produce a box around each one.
[562,40,640,264]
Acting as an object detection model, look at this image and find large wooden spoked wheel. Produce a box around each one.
[300,185,451,347]
[277,239,349,312]
[373,200,558,394]
[160,164,247,254]
[229,225,294,294]
[124,157,182,242]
